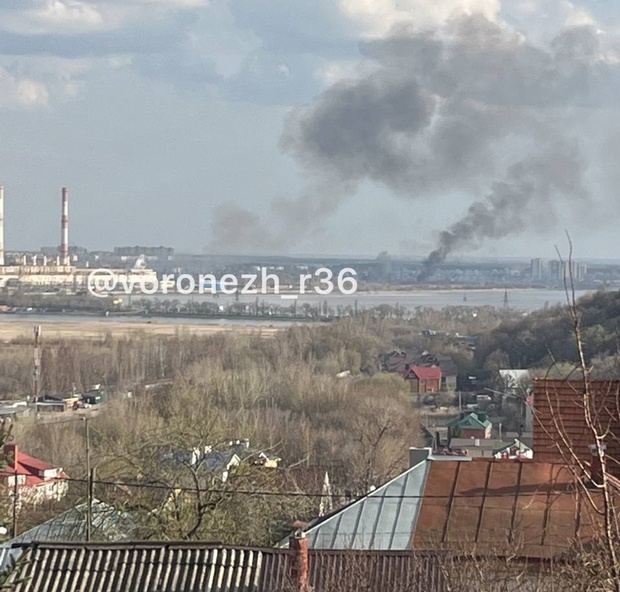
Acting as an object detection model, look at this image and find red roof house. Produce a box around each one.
[1,443,68,504]
[402,365,442,394]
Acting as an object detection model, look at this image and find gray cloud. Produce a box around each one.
[269,16,615,264]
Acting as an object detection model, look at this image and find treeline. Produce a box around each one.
[8,319,419,543]
[475,289,620,373]
[0,305,518,398]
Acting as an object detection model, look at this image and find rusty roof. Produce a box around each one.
[533,378,620,476]
[413,458,606,559]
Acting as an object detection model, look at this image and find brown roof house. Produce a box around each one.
[533,378,620,477]
[290,447,617,562]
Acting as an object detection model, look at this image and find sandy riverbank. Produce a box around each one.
[0,318,282,341]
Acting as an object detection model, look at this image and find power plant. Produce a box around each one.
[0,186,157,291]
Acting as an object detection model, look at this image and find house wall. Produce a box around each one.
[460,427,491,440]
[407,378,421,394]
[423,379,441,393]
[443,376,457,392]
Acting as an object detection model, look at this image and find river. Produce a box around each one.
[126,288,593,312]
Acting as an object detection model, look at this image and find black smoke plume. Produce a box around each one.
[213,16,612,255]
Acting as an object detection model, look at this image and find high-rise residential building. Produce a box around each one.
[530,258,543,279]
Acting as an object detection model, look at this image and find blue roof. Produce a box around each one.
[288,458,430,550]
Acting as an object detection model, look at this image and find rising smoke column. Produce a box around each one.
[212,14,610,255]
[419,143,589,280]
[274,16,608,255]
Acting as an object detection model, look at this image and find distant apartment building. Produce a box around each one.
[576,262,588,281]
[113,246,174,259]
[530,258,543,280]
[548,259,562,280]
[546,259,587,282]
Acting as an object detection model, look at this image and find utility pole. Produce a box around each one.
[33,325,41,403]
[85,417,92,542]
[12,448,18,538]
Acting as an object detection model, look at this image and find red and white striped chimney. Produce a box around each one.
[0,185,5,267]
[60,187,69,266]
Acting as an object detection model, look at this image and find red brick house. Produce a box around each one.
[1,444,68,504]
[402,365,442,394]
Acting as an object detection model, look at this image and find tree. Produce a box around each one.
[0,419,13,538]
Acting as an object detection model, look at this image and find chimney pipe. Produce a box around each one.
[409,447,432,468]
[61,187,69,266]
[289,530,309,592]
[0,185,4,267]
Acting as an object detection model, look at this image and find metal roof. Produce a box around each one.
[3,543,446,592]
[446,412,491,429]
[413,458,608,558]
[10,499,134,545]
[295,459,429,550]
[6,543,288,592]
[533,378,620,475]
[0,545,21,575]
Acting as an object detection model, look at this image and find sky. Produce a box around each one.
[0,0,619,260]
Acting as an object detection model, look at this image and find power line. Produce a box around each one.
[60,476,586,500]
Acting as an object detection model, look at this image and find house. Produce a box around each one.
[447,437,533,459]
[533,378,620,476]
[402,365,442,394]
[446,412,492,439]
[81,390,103,406]
[437,357,458,392]
[6,498,133,549]
[0,401,30,421]
[290,447,616,562]
[0,444,68,504]
[2,540,446,592]
[163,440,281,483]
[382,349,437,372]
[36,393,80,413]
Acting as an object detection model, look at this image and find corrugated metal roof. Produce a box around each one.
[6,543,289,592]
[0,544,21,575]
[3,543,446,592]
[296,459,429,550]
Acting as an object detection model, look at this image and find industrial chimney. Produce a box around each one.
[0,185,4,267]
[60,187,69,266]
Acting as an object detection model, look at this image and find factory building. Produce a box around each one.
[0,186,157,291]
